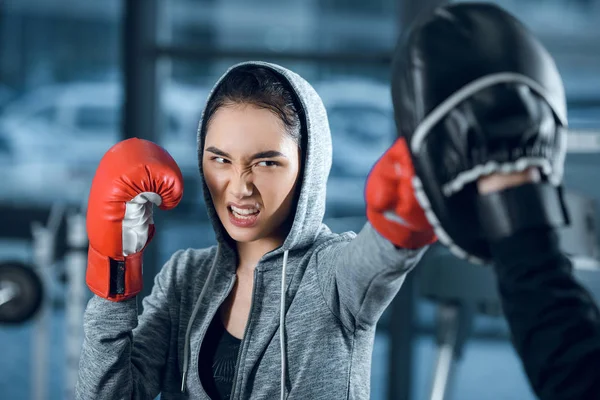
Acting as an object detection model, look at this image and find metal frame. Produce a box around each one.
[122,0,161,305]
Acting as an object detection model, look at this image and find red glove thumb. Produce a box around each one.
[366,138,437,249]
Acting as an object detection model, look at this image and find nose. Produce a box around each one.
[229,171,254,199]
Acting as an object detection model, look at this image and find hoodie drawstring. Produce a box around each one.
[280,249,289,400]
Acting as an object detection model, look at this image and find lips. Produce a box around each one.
[227,202,260,228]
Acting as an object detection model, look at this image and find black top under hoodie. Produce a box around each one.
[489,228,600,400]
[198,316,242,400]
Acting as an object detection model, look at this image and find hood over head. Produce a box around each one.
[196,61,332,258]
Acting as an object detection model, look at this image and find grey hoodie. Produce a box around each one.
[75,61,427,400]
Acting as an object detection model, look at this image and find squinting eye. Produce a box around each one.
[256,160,279,167]
[213,157,227,164]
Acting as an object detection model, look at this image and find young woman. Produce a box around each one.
[76,61,436,400]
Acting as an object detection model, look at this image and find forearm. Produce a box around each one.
[491,228,600,399]
[76,297,155,400]
[76,256,176,400]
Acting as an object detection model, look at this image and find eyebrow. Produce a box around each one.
[250,150,287,160]
[205,146,287,160]
[205,146,231,158]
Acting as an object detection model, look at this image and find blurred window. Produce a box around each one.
[321,0,396,14]
[163,0,398,54]
[454,0,600,36]
[74,106,120,132]
[329,105,394,142]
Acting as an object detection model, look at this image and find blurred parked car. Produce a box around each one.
[0,81,208,209]
[315,79,396,217]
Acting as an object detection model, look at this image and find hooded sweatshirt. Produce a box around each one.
[75,61,427,400]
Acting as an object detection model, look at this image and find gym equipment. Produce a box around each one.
[64,210,88,400]
[0,202,64,325]
[0,261,44,323]
[418,189,599,400]
[0,198,92,400]
[30,202,65,400]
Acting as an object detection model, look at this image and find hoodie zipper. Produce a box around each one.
[229,267,259,400]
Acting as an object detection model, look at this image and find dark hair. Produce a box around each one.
[204,66,303,146]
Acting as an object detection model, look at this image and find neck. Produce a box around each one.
[236,236,284,271]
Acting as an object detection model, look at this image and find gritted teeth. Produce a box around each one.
[230,205,259,215]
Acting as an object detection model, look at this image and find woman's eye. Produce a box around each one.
[256,160,279,167]
[213,157,227,164]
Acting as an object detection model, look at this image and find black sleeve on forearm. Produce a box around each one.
[490,228,600,400]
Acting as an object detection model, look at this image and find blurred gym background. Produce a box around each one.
[0,0,599,399]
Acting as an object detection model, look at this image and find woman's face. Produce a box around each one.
[203,103,301,244]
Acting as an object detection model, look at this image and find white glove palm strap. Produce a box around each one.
[122,192,162,256]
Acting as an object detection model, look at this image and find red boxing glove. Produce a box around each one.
[86,138,183,301]
[366,137,437,249]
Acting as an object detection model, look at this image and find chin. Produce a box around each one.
[226,226,262,243]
